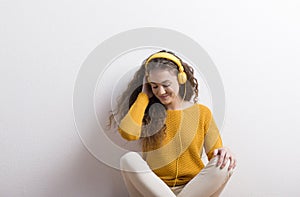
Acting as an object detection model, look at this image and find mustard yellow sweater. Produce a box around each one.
[118,93,223,187]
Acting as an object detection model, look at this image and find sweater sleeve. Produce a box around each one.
[203,107,223,161]
[118,92,149,141]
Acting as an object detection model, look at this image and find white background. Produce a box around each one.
[1,0,300,196]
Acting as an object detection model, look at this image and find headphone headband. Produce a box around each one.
[145,52,182,69]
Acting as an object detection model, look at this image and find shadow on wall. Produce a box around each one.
[43,94,133,196]
[43,130,130,197]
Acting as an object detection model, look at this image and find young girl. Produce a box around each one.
[109,50,236,197]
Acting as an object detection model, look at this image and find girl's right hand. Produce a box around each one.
[142,76,153,98]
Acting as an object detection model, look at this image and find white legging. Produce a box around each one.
[120,152,233,197]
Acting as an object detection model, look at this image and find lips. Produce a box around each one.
[159,94,169,100]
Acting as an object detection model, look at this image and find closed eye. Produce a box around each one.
[150,82,171,89]
[150,84,158,89]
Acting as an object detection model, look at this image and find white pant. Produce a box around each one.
[120,152,233,197]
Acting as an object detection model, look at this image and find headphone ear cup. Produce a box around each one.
[178,72,187,84]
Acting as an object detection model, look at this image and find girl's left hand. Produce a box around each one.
[213,147,237,171]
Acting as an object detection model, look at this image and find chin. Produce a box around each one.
[159,99,171,106]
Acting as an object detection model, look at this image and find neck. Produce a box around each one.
[165,96,184,110]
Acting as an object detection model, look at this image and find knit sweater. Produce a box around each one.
[118,92,223,187]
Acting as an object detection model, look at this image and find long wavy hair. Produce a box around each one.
[109,50,199,152]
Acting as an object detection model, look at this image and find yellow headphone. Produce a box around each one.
[145,52,187,84]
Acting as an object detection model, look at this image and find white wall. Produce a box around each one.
[1,0,300,196]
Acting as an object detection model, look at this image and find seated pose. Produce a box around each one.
[109,50,237,197]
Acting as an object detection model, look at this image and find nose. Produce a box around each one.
[157,86,166,95]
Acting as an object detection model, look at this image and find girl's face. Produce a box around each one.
[148,69,181,109]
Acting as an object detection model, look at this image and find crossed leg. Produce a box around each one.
[120,152,176,197]
[120,152,233,197]
[177,156,233,197]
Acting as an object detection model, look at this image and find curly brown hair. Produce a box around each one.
[109,50,199,152]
